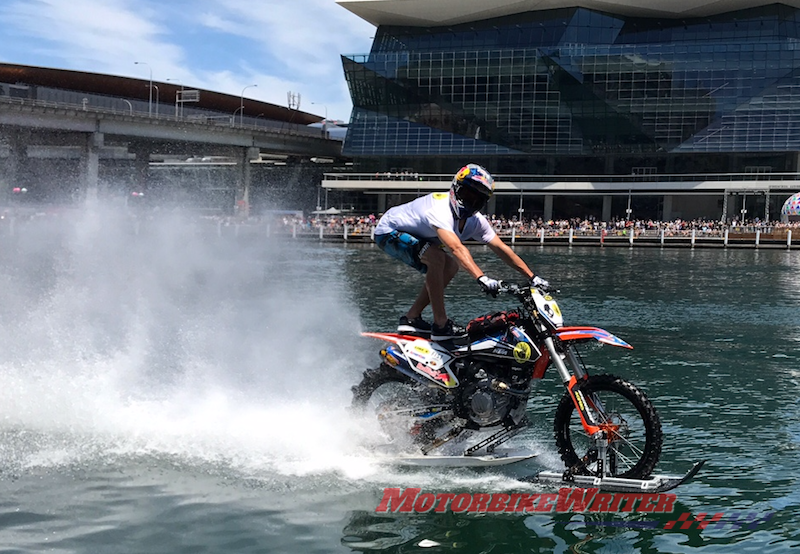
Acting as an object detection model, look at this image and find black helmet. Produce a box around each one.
[450,164,494,219]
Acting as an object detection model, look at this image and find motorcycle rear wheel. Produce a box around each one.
[553,373,662,479]
[351,364,449,448]
[351,364,410,409]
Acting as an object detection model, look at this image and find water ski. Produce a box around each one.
[383,448,538,468]
[522,460,706,493]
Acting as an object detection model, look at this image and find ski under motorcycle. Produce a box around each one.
[352,281,704,492]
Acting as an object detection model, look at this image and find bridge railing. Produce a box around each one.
[0,95,326,139]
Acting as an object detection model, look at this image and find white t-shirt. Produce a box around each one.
[374,192,497,244]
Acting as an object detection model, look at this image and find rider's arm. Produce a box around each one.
[487,235,535,279]
[435,227,484,279]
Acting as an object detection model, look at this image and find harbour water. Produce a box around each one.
[0,210,798,553]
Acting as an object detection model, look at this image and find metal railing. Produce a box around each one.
[0,94,327,139]
[323,171,800,186]
[0,212,796,248]
[181,219,800,249]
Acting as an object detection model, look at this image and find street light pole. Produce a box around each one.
[152,84,159,118]
[134,61,153,117]
[626,190,633,221]
[240,84,257,127]
[741,193,748,224]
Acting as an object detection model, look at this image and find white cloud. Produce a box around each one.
[0,0,182,71]
[0,0,374,121]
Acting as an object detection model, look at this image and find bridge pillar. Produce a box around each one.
[662,195,674,221]
[543,194,554,221]
[377,193,387,214]
[131,144,151,196]
[81,132,103,202]
[602,195,612,222]
[4,130,29,205]
[486,193,497,216]
[236,147,260,217]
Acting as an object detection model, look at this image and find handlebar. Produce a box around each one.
[497,281,521,295]
[496,280,559,297]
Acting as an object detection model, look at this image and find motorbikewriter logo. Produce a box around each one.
[376,487,678,514]
[376,488,775,531]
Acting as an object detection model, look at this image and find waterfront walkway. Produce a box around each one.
[224,216,800,249]
[2,210,797,249]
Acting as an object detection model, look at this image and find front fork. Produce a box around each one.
[543,335,613,477]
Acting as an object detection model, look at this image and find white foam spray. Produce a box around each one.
[0,207,382,480]
[0,206,555,490]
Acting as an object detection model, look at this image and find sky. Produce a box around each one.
[0,0,376,123]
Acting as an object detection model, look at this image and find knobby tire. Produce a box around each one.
[351,363,411,409]
[553,373,663,479]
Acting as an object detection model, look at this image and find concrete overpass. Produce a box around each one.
[0,95,344,214]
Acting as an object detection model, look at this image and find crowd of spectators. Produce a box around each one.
[8,204,796,240]
[259,213,800,238]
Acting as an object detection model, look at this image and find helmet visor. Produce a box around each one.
[458,183,490,213]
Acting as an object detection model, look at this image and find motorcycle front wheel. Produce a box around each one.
[553,373,663,479]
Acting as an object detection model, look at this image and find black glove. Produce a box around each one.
[477,275,501,297]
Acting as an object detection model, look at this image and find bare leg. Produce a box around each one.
[406,283,430,321]
[406,247,458,327]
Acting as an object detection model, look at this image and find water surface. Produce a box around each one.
[0,213,798,552]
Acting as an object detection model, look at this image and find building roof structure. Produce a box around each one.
[338,0,800,26]
[0,63,321,126]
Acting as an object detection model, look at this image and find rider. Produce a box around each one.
[374,163,548,341]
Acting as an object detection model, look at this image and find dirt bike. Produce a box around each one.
[353,281,704,492]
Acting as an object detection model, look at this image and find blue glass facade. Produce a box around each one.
[342,4,800,174]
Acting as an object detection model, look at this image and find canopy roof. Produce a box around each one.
[0,63,320,125]
[338,0,800,27]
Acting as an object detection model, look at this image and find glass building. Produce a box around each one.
[331,1,800,220]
